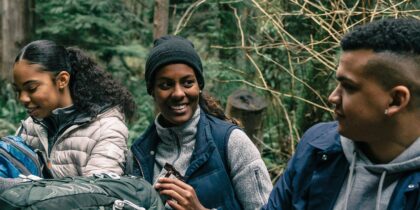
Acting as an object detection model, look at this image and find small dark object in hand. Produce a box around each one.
[162,163,184,181]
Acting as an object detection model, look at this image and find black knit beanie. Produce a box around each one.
[145,35,204,95]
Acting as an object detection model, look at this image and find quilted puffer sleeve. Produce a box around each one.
[83,113,128,176]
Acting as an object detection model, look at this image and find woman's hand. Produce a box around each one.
[155,177,209,210]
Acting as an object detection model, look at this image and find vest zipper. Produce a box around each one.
[169,129,181,165]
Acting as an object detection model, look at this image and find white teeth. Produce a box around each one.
[171,105,186,110]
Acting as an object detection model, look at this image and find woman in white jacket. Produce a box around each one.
[13,40,135,178]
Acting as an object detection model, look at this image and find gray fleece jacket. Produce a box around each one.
[152,108,273,210]
[333,136,420,210]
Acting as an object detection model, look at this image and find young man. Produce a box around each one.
[263,18,420,210]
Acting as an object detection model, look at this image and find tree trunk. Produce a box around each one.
[217,3,238,63]
[153,0,169,39]
[226,89,268,151]
[1,0,34,81]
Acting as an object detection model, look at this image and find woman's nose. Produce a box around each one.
[18,91,30,105]
[171,84,186,98]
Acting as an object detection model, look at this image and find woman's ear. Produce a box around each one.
[386,85,411,115]
[55,71,71,90]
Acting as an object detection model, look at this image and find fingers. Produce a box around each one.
[157,177,191,189]
[155,177,207,210]
[167,199,184,210]
[157,182,187,203]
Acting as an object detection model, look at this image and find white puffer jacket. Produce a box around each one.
[19,107,128,178]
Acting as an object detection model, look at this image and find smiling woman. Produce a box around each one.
[12,40,136,178]
[128,35,272,210]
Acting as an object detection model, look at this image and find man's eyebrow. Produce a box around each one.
[22,80,38,87]
[336,75,350,82]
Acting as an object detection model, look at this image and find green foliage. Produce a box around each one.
[35,0,150,60]
[0,79,26,136]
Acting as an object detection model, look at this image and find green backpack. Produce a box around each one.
[0,174,164,210]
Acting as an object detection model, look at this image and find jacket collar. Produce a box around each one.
[308,122,343,154]
[154,108,200,146]
[132,110,216,182]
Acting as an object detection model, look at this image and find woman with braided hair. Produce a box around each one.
[13,40,135,178]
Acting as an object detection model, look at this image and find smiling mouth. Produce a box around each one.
[172,104,186,110]
[26,107,39,115]
[169,104,188,113]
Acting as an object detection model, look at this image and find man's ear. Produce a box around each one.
[55,71,71,90]
[386,85,410,115]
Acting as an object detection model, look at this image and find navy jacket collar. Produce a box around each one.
[308,122,343,154]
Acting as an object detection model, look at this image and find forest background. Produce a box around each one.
[0,0,418,181]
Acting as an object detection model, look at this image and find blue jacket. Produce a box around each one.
[262,122,420,210]
[131,112,242,210]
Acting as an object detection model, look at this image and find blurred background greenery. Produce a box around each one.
[0,0,419,180]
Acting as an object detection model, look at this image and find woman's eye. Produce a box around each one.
[158,82,171,89]
[27,86,38,93]
[183,80,195,87]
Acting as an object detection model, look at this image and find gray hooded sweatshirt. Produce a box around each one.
[333,136,420,210]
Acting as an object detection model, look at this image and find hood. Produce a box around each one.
[341,136,420,174]
[339,136,420,210]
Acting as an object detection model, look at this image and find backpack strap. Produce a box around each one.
[16,120,53,178]
[124,148,134,175]
[35,149,54,178]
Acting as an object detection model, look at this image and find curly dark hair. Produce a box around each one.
[199,92,239,126]
[341,18,420,53]
[15,40,136,120]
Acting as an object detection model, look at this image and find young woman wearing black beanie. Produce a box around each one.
[129,35,272,210]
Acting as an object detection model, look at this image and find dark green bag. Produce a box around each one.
[0,174,164,210]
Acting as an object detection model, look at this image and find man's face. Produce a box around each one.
[328,49,391,142]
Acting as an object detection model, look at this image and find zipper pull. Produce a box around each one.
[113,199,145,210]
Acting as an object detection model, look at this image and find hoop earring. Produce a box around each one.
[384,109,389,115]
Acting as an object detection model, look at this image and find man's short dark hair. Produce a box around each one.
[340,18,420,107]
[341,18,420,54]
